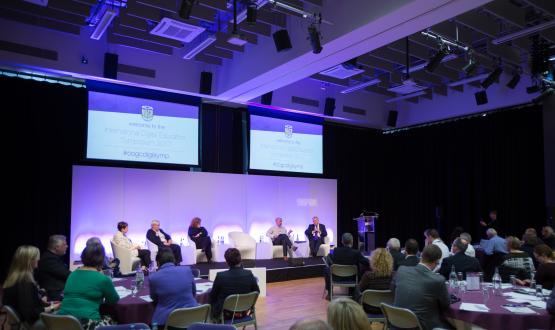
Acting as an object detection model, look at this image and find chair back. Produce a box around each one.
[146,239,159,262]
[222,291,259,313]
[110,240,139,274]
[188,323,235,330]
[191,268,201,278]
[3,305,23,330]
[96,324,150,329]
[361,289,394,308]
[380,303,422,330]
[330,264,357,278]
[41,313,83,330]
[165,304,210,330]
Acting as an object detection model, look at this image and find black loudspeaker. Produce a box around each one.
[103,53,118,79]
[273,29,292,52]
[261,92,273,105]
[287,258,305,267]
[387,110,398,127]
[199,71,212,95]
[475,90,488,105]
[324,97,335,116]
[242,259,256,268]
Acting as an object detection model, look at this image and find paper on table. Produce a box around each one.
[140,295,153,302]
[111,278,124,282]
[503,292,542,301]
[114,286,132,298]
[196,282,213,293]
[459,303,490,312]
[507,298,530,304]
[528,300,547,309]
[503,306,537,314]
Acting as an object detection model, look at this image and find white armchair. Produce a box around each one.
[305,235,331,257]
[181,236,215,264]
[110,240,141,275]
[228,232,256,260]
[146,239,158,263]
[270,234,295,258]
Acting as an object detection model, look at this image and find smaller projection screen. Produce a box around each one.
[87,91,199,165]
[249,111,323,174]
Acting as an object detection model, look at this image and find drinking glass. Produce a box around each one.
[509,275,516,289]
[536,284,543,298]
[130,283,137,297]
[482,286,489,305]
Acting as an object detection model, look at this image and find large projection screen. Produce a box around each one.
[70,166,337,263]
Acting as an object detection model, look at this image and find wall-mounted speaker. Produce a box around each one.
[475,90,488,105]
[387,110,398,127]
[103,53,118,79]
[200,71,212,95]
[324,97,335,116]
[261,92,273,105]
[273,29,292,52]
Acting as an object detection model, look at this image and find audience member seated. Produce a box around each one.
[386,238,404,270]
[327,297,369,330]
[324,233,369,299]
[397,239,420,267]
[521,232,543,268]
[58,242,119,329]
[460,232,475,257]
[289,318,332,330]
[439,238,482,280]
[86,237,115,271]
[2,245,60,329]
[36,235,70,301]
[542,226,555,249]
[424,228,449,262]
[305,216,328,257]
[146,219,182,264]
[499,236,535,282]
[209,248,260,320]
[548,288,555,315]
[480,228,508,255]
[188,217,213,262]
[359,248,394,313]
[392,244,452,330]
[149,247,198,328]
[517,244,555,290]
[114,221,151,270]
[266,217,296,261]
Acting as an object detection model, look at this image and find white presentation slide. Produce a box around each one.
[250,115,323,174]
[87,91,199,165]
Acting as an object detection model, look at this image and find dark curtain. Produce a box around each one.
[1,75,86,275]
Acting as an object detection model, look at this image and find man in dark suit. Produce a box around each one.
[149,247,198,327]
[397,238,420,267]
[325,233,369,297]
[439,238,482,280]
[146,219,182,264]
[305,216,327,257]
[36,235,71,300]
[209,248,260,320]
[387,238,405,270]
[392,244,453,330]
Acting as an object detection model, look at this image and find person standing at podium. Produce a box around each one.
[266,217,297,260]
[305,216,327,257]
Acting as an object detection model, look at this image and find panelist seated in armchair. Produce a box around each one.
[146,220,182,264]
[188,217,212,263]
[114,221,151,270]
[266,217,297,261]
[305,216,328,257]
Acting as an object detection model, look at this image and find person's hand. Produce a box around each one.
[515,279,528,286]
[41,295,48,303]
[168,239,173,244]
[480,220,487,226]
[46,302,61,313]
[164,242,171,246]
[288,229,293,234]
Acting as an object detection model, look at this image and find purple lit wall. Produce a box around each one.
[70,165,337,263]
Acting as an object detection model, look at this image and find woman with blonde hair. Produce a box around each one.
[2,245,60,329]
[327,297,369,330]
[358,247,394,313]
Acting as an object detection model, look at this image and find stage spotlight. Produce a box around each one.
[179,0,194,19]
[533,87,554,104]
[462,59,477,76]
[506,72,521,89]
[481,67,503,89]
[425,45,449,73]
[246,1,257,25]
[475,90,488,105]
[308,24,322,54]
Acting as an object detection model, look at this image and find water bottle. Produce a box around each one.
[151,322,158,330]
[449,265,458,289]
[180,238,184,247]
[220,236,224,245]
[296,233,299,242]
[135,265,144,290]
[492,267,502,296]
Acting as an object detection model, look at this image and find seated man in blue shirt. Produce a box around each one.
[480,228,508,255]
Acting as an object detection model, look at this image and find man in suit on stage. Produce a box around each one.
[36,235,71,300]
[439,238,482,280]
[392,244,453,330]
[305,216,327,257]
[209,248,260,320]
[146,219,182,264]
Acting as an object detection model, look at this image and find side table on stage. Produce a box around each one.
[355,213,378,254]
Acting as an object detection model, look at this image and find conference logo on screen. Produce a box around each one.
[284,124,293,138]
[141,105,154,121]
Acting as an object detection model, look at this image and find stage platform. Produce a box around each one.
[191,257,325,283]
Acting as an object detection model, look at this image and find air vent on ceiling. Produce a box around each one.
[387,79,428,95]
[342,106,366,116]
[150,18,206,43]
[320,64,364,79]
[291,96,319,107]
[0,40,57,60]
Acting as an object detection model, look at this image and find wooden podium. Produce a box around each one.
[355,213,378,254]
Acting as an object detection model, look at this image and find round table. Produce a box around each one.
[445,288,553,329]
[104,277,211,324]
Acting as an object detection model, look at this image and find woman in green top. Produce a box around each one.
[58,242,119,329]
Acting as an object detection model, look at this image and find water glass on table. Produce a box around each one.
[509,275,516,289]
[536,284,543,299]
[482,286,490,305]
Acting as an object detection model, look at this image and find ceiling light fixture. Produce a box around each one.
[268,0,333,25]
[425,44,449,73]
[246,0,257,25]
[506,69,521,89]
[340,78,381,94]
[462,50,477,76]
[447,73,491,87]
[481,67,503,89]
[385,90,427,103]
